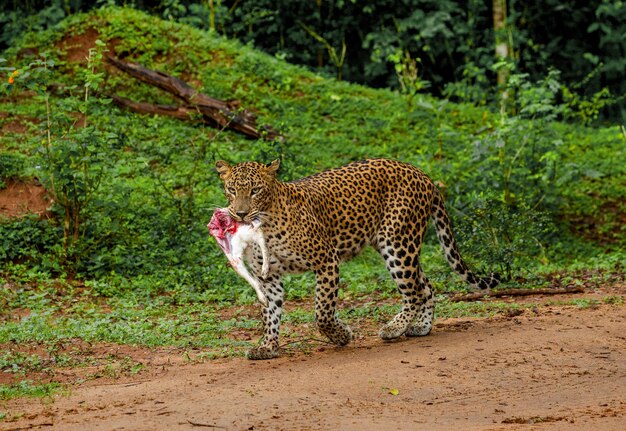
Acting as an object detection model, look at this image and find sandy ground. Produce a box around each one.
[2,292,625,431]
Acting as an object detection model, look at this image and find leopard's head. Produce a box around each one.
[215,159,280,223]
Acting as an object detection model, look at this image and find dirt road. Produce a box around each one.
[3,298,625,431]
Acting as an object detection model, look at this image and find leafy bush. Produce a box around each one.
[462,70,582,212]
[0,151,26,188]
[0,215,58,264]
[454,192,557,280]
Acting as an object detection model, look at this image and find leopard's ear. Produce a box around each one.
[265,159,280,177]
[215,160,232,180]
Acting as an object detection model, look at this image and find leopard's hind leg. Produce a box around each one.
[376,220,431,340]
[405,266,435,337]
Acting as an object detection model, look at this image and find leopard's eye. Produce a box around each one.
[226,187,236,196]
[250,187,261,196]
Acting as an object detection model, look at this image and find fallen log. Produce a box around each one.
[105,54,280,140]
[449,285,585,302]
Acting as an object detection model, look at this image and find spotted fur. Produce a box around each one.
[215,158,498,359]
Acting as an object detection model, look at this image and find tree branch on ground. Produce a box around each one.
[450,286,585,302]
[104,54,280,140]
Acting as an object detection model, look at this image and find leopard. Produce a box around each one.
[215,158,498,360]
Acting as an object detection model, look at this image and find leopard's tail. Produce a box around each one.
[431,187,499,291]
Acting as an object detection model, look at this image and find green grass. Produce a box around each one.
[0,381,61,401]
[0,298,257,348]
[0,351,44,375]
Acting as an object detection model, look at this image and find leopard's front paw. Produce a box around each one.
[246,345,279,360]
[318,321,353,346]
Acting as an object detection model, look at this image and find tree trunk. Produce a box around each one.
[493,0,510,113]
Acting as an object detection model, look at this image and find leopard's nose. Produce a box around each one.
[236,211,248,220]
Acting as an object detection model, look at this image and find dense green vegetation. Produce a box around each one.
[1,1,624,123]
[0,6,624,397]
